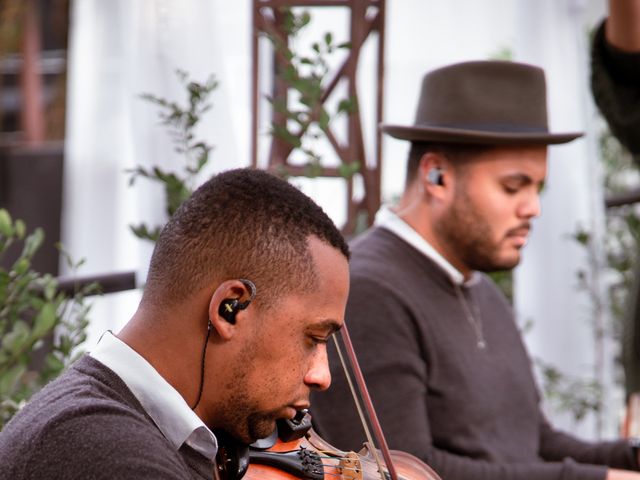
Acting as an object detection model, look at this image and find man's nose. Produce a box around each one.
[304,346,332,391]
[518,192,541,219]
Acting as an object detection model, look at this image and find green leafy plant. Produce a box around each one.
[596,128,640,400]
[266,8,359,178]
[0,209,97,429]
[544,126,637,432]
[598,131,640,334]
[128,70,218,242]
[537,358,603,423]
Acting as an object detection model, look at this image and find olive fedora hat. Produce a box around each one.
[381,60,582,145]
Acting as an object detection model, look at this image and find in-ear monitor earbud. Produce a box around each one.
[218,279,257,324]
[427,167,444,186]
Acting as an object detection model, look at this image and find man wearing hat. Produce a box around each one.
[311,60,640,479]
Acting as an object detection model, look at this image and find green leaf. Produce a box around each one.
[337,98,357,115]
[573,230,590,246]
[0,209,13,237]
[32,303,58,338]
[299,11,311,29]
[2,320,31,355]
[43,278,57,301]
[12,257,30,275]
[338,161,361,179]
[44,354,65,375]
[271,124,302,148]
[318,108,330,131]
[303,160,323,178]
[0,364,26,396]
[22,228,44,258]
[56,336,73,357]
[14,220,26,239]
[130,224,161,242]
[166,182,192,216]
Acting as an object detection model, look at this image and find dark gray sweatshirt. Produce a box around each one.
[311,226,636,480]
[0,356,214,480]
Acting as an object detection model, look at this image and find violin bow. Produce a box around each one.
[333,324,400,480]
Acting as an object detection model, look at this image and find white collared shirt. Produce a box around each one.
[90,332,218,461]
[374,206,481,286]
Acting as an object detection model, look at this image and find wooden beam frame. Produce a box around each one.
[251,0,385,234]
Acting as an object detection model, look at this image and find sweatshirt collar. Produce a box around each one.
[90,331,218,461]
[375,206,481,287]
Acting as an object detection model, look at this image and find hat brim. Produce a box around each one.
[380,124,582,145]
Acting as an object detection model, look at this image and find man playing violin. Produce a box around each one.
[0,168,350,479]
[311,60,640,480]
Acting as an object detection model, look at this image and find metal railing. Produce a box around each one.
[605,189,640,209]
[56,270,137,297]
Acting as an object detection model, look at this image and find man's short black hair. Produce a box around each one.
[406,142,494,186]
[142,168,349,310]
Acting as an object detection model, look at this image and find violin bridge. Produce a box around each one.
[339,452,363,480]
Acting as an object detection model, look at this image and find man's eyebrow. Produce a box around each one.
[306,320,343,335]
[501,173,533,184]
[500,173,545,189]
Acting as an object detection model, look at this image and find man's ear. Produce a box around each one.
[207,279,255,340]
[419,152,448,198]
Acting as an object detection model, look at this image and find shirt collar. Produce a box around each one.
[89,331,218,461]
[374,205,481,286]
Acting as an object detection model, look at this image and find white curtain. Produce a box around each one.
[63,0,251,345]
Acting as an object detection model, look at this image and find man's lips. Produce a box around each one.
[505,224,531,247]
[506,223,531,238]
[284,403,310,420]
[508,228,530,238]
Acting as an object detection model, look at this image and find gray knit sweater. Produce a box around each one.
[0,356,214,480]
[311,227,636,480]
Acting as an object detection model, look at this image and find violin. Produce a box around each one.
[215,326,442,479]
[215,410,441,480]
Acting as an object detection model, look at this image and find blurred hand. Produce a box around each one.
[606,0,640,51]
[607,469,640,480]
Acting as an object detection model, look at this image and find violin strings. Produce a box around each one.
[322,465,404,480]
[317,453,365,479]
[320,463,360,472]
[323,474,358,480]
[312,444,396,480]
[322,473,357,479]
[313,451,366,463]
[313,450,354,458]
[320,464,360,480]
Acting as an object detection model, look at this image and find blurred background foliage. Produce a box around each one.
[0,209,97,429]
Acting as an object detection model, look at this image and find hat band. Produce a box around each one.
[416,122,549,134]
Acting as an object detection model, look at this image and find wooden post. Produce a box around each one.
[20,0,45,145]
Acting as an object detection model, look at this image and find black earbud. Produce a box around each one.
[218,279,257,324]
[427,167,444,186]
